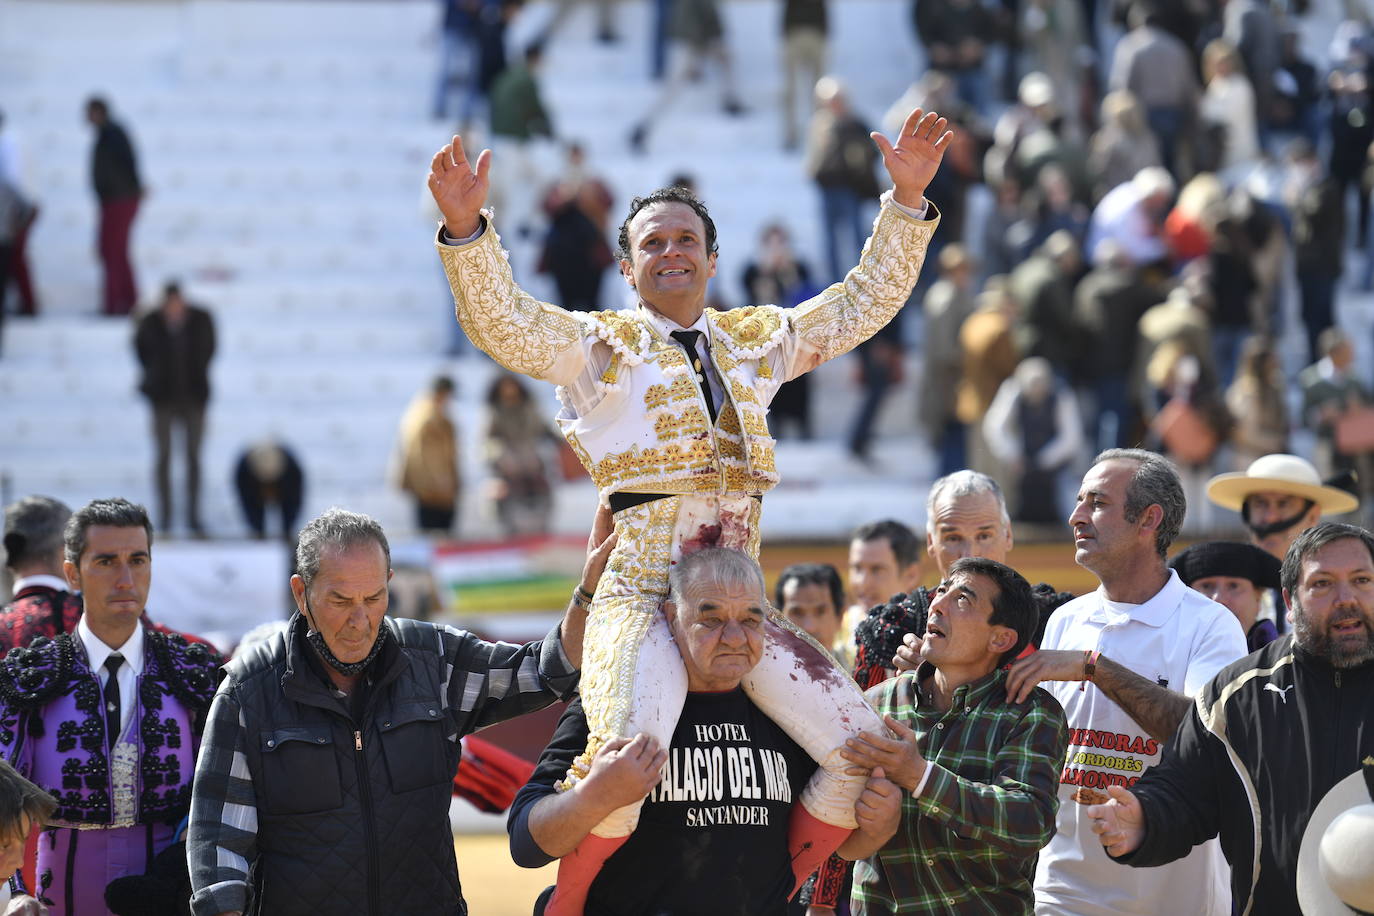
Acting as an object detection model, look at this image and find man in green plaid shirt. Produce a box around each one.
[838,556,1069,914]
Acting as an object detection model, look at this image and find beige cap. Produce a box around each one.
[1206,454,1359,515]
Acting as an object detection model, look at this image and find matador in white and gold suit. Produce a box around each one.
[436,132,942,912]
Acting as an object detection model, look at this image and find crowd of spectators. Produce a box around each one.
[422,0,1374,539]
[8,0,1374,545]
[880,0,1374,531]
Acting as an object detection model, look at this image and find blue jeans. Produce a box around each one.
[432,28,479,122]
[1211,324,1249,389]
[1094,374,1134,453]
[847,343,896,457]
[951,64,989,116]
[937,419,967,476]
[1145,106,1184,174]
[819,187,866,285]
[1297,269,1337,363]
[650,0,672,78]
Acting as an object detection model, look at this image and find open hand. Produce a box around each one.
[839,715,926,793]
[581,734,668,810]
[580,506,618,597]
[1005,649,1087,703]
[1087,784,1146,858]
[893,631,922,672]
[428,135,492,239]
[854,767,901,841]
[871,108,953,211]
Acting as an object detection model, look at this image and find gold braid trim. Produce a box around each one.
[436,224,583,380]
[561,497,680,788]
[587,310,652,364]
[709,305,789,359]
[792,199,939,363]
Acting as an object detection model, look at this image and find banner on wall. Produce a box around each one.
[430,535,586,614]
[144,540,292,650]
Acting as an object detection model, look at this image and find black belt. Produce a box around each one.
[608,492,763,513]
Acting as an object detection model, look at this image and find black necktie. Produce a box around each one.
[104,654,124,744]
[670,330,717,423]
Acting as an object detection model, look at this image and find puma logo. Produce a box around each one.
[1264,684,1294,703]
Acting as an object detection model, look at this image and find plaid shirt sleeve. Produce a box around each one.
[184,621,577,916]
[855,676,1070,914]
[913,693,1069,857]
[187,689,257,916]
[439,621,580,735]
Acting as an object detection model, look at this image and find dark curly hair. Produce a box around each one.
[615,186,719,262]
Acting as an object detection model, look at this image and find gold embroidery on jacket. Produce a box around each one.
[438,229,581,378]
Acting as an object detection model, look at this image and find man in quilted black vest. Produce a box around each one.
[186,508,587,916]
[0,497,221,916]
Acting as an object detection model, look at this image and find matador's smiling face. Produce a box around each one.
[619,202,717,319]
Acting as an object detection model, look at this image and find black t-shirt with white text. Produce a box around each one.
[511,689,816,916]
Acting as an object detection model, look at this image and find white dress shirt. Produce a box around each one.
[76,616,145,739]
[638,306,725,409]
[10,574,69,597]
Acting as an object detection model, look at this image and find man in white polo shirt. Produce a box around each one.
[1005,448,1247,916]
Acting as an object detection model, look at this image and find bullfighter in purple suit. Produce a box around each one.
[0,498,219,915]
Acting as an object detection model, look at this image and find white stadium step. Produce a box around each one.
[1,0,933,541]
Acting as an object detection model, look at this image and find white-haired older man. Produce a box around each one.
[510,547,900,916]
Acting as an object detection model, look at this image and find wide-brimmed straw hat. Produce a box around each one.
[1206,454,1359,515]
[1296,760,1374,915]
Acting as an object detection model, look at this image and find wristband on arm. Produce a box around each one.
[1080,649,1101,691]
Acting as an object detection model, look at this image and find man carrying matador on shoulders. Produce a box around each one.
[429,107,951,914]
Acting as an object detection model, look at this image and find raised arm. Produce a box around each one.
[1006,608,1245,743]
[441,617,581,736]
[559,506,619,671]
[874,108,953,211]
[428,136,587,384]
[428,135,491,239]
[1006,650,1192,743]
[785,110,951,373]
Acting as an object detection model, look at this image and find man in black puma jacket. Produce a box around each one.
[1086,522,1374,916]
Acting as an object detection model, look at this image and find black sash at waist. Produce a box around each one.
[607,492,763,514]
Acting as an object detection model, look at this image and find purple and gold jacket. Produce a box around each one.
[0,628,220,826]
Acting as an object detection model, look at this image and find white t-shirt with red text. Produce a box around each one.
[1033,570,1247,916]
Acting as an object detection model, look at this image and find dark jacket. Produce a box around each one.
[1292,175,1345,276]
[1072,264,1157,382]
[488,64,552,142]
[134,306,216,405]
[1010,254,1083,376]
[808,112,880,197]
[0,583,81,654]
[1117,635,1374,916]
[214,615,576,916]
[782,0,827,34]
[91,120,142,201]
